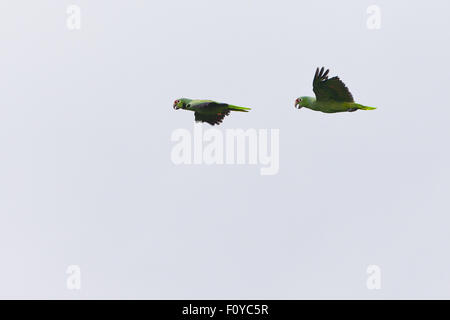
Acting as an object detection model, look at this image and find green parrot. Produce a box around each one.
[173,98,251,125]
[295,67,376,113]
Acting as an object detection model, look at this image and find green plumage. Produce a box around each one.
[173,98,251,125]
[295,67,376,113]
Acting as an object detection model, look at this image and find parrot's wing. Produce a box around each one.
[189,101,228,112]
[187,100,215,108]
[194,110,230,125]
[313,67,354,102]
[189,101,230,125]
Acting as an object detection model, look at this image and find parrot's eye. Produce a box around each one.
[297,98,302,102]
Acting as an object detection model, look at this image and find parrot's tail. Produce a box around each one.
[228,105,251,112]
[355,103,376,110]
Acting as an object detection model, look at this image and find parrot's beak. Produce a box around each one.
[173,104,179,110]
[295,101,302,109]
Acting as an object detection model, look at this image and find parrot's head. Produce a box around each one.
[173,98,188,110]
[295,97,305,109]
[295,97,311,109]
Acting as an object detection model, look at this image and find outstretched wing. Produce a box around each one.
[313,67,354,102]
[194,110,230,125]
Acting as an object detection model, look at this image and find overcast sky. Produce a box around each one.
[1,0,449,298]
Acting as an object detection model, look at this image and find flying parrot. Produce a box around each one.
[173,98,251,125]
[295,67,376,113]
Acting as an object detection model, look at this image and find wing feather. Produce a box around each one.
[313,67,354,102]
[194,110,230,125]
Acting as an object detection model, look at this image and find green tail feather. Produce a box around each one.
[228,104,251,112]
[355,104,376,110]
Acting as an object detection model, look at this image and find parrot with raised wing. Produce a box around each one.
[295,67,376,113]
[173,98,251,125]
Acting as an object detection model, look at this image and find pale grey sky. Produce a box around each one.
[0,0,449,299]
